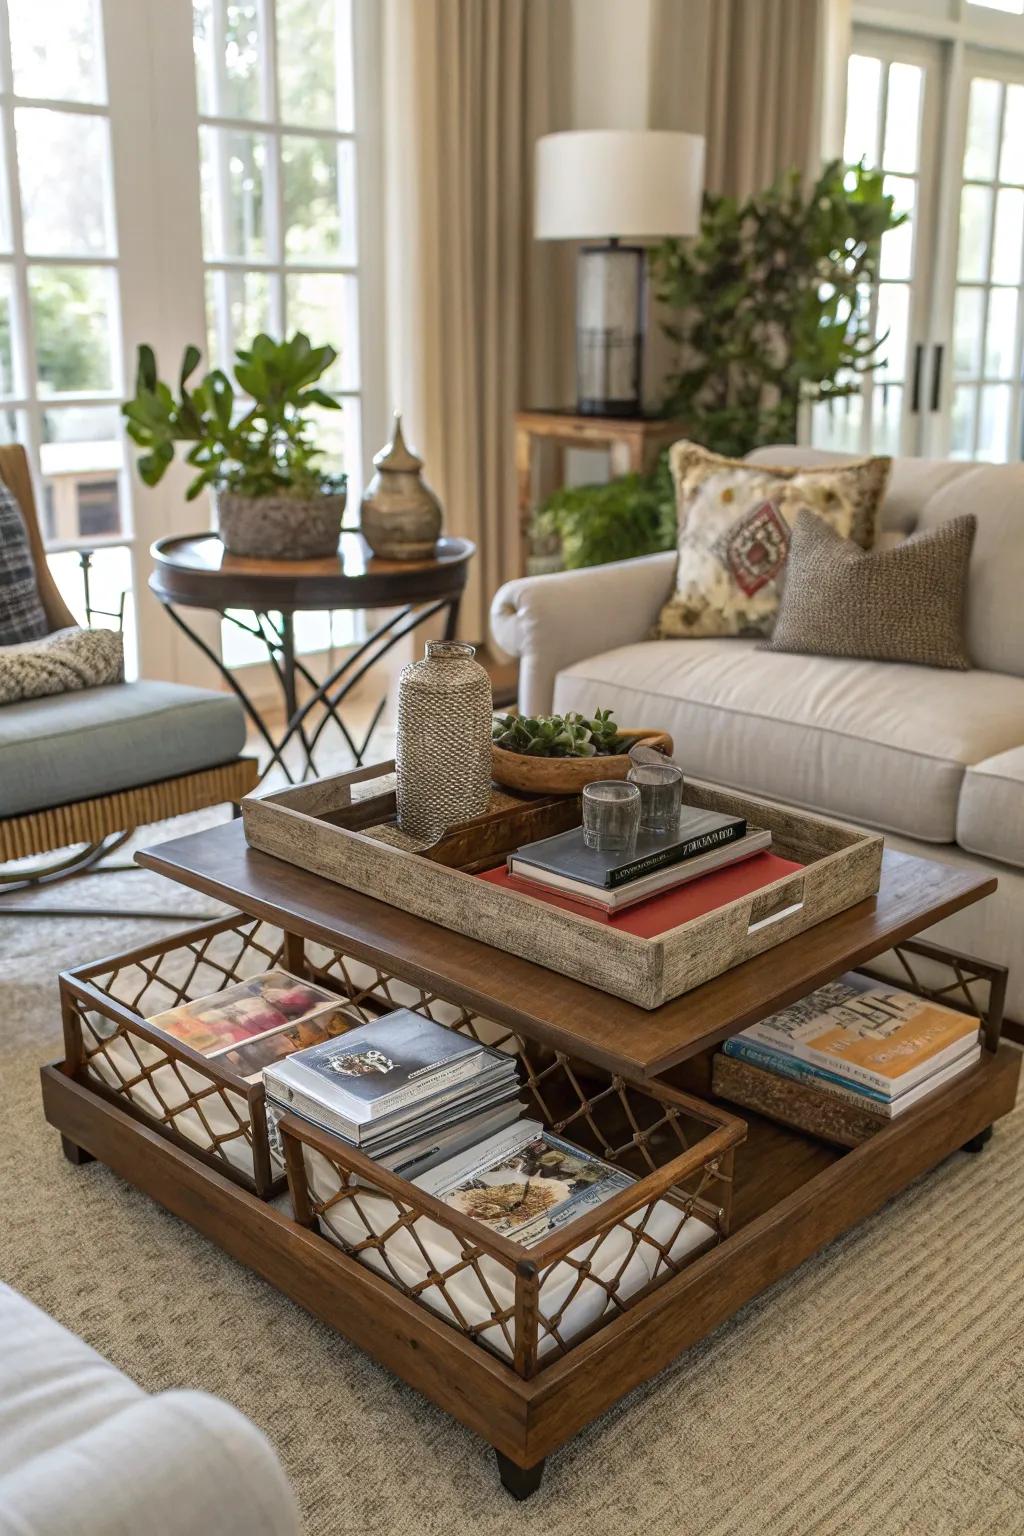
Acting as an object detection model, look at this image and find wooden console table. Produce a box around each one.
[41,821,1019,1499]
[514,409,686,574]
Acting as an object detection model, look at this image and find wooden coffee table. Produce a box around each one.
[41,820,1019,1499]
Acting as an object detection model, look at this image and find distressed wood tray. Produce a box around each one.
[242,764,884,1010]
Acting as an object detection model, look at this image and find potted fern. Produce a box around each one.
[123,332,347,559]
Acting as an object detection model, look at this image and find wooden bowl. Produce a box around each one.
[491,730,674,796]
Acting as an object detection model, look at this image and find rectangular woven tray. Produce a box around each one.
[242,765,883,1010]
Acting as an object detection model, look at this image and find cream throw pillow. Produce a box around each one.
[656,442,891,639]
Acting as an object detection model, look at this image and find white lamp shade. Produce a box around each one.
[534,129,705,241]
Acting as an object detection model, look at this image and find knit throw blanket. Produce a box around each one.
[0,626,124,705]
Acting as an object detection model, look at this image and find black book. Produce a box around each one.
[510,806,746,890]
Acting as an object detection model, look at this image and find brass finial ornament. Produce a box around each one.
[359,412,443,560]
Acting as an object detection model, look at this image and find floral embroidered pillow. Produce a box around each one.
[656,443,891,639]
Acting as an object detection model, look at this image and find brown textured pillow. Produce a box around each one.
[760,511,976,669]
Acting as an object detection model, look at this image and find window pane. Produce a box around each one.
[1001,85,1024,183]
[276,0,354,131]
[282,136,356,264]
[205,268,272,366]
[977,383,1012,459]
[882,63,922,174]
[957,184,993,281]
[284,272,359,389]
[985,287,1018,378]
[199,126,270,259]
[29,266,117,395]
[16,109,115,257]
[951,385,978,457]
[879,176,915,281]
[963,78,1002,181]
[812,392,863,455]
[844,55,881,167]
[0,264,20,396]
[40,406,124,539]
[871,382,902,454]
[875,283,909,380]
[8,0,105,105]
[992,187,1024,284]
[193,0,263,120]
[954,286,985,378]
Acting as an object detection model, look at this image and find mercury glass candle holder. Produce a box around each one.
[582,780,641,852]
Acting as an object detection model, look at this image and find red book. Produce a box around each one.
[477,852,803,938]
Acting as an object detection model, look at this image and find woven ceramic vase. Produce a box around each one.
[395,641,493,840]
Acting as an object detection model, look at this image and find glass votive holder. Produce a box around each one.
[582,780,641,852]
[626,760,684,834]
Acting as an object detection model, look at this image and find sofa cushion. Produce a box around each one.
[553,640,1024,842]
[0,680,247,818]
[914,463,1024,677]
[957,747,1024,869]
[0,1285,143,1476]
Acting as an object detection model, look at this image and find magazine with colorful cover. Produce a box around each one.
[214,1006,360,1084]
[414,1119,634,1247]
[147,969,346,1056]
[730,973,981,1098]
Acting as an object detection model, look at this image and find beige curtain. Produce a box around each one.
[383,0,574,641]
[649,0,826,200]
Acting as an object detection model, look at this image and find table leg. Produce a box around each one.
[279,611,299,723]
[495,1451,545,1500]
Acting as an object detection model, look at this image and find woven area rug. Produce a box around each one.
[2,810,1023,1536]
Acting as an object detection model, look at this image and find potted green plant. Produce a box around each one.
[122,331,347,560]
[491,709,673,794]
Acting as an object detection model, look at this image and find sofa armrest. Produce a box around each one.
[490,552,677,716]
[0,1391,300,1536]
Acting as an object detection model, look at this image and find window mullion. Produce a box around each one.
[0,3,43,502]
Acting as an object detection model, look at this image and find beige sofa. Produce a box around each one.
[0,1284,300,1536]
[491,448,1024,1023]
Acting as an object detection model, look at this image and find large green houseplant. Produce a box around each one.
[535,161,903,569]
[123,331,347,559]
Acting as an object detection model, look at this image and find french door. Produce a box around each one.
[815,25,1024,464]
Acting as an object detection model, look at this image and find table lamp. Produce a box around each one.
[534,129,705,417]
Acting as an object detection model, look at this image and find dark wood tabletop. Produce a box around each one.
[149,532,475,612]
[137,820,996,1079]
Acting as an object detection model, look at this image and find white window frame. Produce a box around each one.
[5,0,383,686]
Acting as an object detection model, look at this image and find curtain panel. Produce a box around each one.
[383,0,574,641]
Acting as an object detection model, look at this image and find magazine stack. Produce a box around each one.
[263,1008,523,1178]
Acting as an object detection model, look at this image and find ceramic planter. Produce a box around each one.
[215,488,346,560]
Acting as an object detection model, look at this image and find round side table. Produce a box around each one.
[150,531,475,784]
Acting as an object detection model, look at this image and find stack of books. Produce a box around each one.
[713,974,982,1146]
[263,1008,523,1178]
[479,804,803,935]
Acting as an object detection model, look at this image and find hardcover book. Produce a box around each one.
[414,1119,634,1247]
[148,969,347,1056]
[264,1008,516,1140]
[510,807,746,891]
[727,974,981,1099]
[480,848,801,936]
[712,1047,982,1148]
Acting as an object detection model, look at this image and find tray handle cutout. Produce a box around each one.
[746,872,806,934]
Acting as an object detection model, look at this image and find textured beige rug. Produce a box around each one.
[2,812,1023,1536]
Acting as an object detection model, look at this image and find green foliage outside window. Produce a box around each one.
[535,160,903,570]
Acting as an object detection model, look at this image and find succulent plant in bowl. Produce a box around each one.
[491,708,622,759]
[491,709,673,795]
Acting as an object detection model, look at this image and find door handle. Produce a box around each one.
[930,343,945,412]
[911,343,924,413]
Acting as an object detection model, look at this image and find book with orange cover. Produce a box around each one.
[477,851,803,939]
